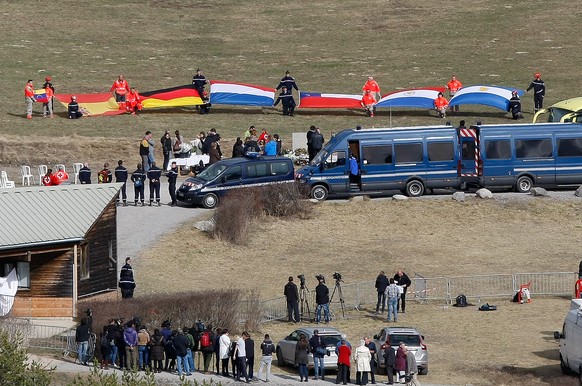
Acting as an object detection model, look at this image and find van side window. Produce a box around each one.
[485,140,511,160]
[222,165,242,181]
[557,138,582,157]
[271,162,290,175]
[246,163,269,177]
[515,139,553,159]
[427,142,454,161]
[324,151,346,169]
[362,145,392,164]
[395,143,423,163]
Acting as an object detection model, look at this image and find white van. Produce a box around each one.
[554,298,582,381]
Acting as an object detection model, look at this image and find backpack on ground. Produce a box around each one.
[200,331,211,348]
[453,294,468,307]
[479,303,497,311]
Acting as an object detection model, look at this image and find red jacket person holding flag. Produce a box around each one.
[110,75,130,107]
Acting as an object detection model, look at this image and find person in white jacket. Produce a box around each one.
[354,339,372,385]
[219,329,231,377]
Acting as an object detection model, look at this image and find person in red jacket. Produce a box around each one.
[361,89,377,117]
[110,75,130,106]
[24,80,35,119]
[52,166,69,185]
[337,340,351,385]
[362,76,381,102]
[42,169,53,186]
[446,75,463,112]
[434,92,449,118]
[126,87,142,115]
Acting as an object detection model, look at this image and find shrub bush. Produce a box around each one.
[79,289,261,334]
[0,329,53,386]
[260,183,312,218]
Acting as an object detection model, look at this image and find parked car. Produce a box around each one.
[176,154,295,208]
[276,327,342,370]
[372,326,428,375]
[533,97,582,123]
[554,298,582,379]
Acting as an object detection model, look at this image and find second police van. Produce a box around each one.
[296,122,582,200]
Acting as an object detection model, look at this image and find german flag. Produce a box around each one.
[141,84,203,109]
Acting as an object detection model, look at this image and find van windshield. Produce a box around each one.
[196,163,228,181]
[311,150,328,166]
[549,108,575,122]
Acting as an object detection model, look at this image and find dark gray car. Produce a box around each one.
[276,327,342,369]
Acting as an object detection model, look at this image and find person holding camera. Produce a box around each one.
[284,276,300,323]
[315,276,330,324]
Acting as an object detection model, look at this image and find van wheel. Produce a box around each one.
[515,176,533,193]
[405,180,425,197]
[276,347,285,367]
[202,193,219,209]
[311,185,328,201]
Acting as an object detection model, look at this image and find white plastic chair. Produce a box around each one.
[1,171,15,188]
[21,165,34,186]
[72,163,83,184]
[37,165,48,185]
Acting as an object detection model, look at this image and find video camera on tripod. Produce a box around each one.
[332,272,343,282]
[297,274,306,288]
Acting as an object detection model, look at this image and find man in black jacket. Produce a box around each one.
[115,160,128,206]
[394,270,412,313]
[308,127,324,161]
[315,277,330,324]
[76,317,91,365]
[79,163,91,184]
[309,329,326,380]
[375,271,389,314]
[174,329,192,376]
[160,130,173,171]
[383,341,396,385]
[284,276,299,323]
[147,162,162,206]
[273,86,296,116]
[167,161,178,207]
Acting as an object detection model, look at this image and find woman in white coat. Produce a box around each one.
[219,329,231,377]
[354,339,372,385]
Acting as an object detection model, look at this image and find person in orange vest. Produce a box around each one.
[126,87,142,115]
[434,92,449,118]
[110,75,130,107]
[42,169,54,186]
[24,79,35,119]
[445,75,463,112]
[52,166,69,185]
[362,76,381,102]
[361,89,377,117]
[42,77,55,118]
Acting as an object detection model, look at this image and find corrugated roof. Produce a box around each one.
[0,183,122,250]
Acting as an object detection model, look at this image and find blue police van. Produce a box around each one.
[177,154,295,208]
[296,122,582,200]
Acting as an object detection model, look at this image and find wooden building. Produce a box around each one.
[0,184,122,319]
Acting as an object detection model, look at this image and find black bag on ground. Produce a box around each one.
[453,294,468,307]
[479,303,497,311]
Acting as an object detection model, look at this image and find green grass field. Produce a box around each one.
[1,0,581,169]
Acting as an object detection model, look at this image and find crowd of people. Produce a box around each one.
[25,70,543,120]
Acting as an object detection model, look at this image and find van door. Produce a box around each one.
[320,150,349,194]
[394,140,425,190]
[426,139,458,189]
[359,141,394,191]
[458,127,480,178]
[514,137,555,187]
[213,165,243,192]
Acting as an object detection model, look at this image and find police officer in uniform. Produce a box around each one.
[147,162,162,206]
[130,164,146,206]
[525,72,545,113]
[192,68,209,101]
[167,161,179,206]
[276,70,299,95]
[273,86,296,116]
[115,160,128,206]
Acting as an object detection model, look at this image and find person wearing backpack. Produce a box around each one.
[98,163,112,183]
[130,163,146,207]
[258,334,275,382]
[200,329,214,373]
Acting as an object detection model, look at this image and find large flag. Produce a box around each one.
[376,87,446,109]
[449,85,525,111]
[34,89,49,103]
[54,93,124,116]
[0,268,18,317]
[140,84,203,108]
[298,92,362,109]
[209,80,276,106]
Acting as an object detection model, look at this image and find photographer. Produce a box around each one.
[284,276,300,323]
[315,276,330,324]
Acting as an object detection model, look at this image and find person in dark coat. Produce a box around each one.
[79,163,91,184]
[173,329,192,376]
[160,130,173,171]
[273,86,296,116]
[284,276,300,323]
[308,127,324,161]
[202,129,221,155]
[115,160,128,206]
[75,318,90,365]
[394,342,407,384]
[394,270,412,313]
[150,329,165,373]
[525,72,545,113]
[244,136,260,154]
[382,340,396,385]
[276,70,299,94]
[118,257,136,299]
[508,91,524,119]
[232,137,245,157]
[130,163,146,207]
[375,271,389,314]
[209,142,221,165]
[273,134,283,156]
[295,333,309,382]
[100,325,111,369]
[244,332,255,380]
[68,96,83,119]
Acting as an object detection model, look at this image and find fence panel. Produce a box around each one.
[448,274,514,302]
[514,272,578,296]
[411,275,449,303]
[260,296,287,322]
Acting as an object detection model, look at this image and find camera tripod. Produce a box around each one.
[299,284,311,321]
[330,279,346,318]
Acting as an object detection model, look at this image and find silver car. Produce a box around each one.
[276,327,342,370]
[372,327,429,375]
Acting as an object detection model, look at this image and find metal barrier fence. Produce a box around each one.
[258,271,579,322]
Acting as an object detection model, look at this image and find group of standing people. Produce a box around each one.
[375,270,412,322]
